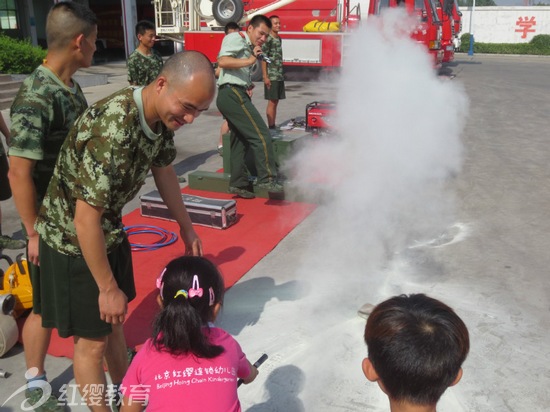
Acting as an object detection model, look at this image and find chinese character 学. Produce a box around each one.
[515,16,536,39]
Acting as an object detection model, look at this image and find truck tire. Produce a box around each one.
[212,0,244,26]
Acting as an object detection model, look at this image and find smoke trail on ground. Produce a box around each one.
[280,8,469,407]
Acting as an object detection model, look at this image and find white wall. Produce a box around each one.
[461,6,550,43]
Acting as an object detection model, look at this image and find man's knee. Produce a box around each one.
[74,336,108,361]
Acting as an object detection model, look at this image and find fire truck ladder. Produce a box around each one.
[154,0,299,42]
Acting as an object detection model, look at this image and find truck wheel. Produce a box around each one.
[212,0,244,26]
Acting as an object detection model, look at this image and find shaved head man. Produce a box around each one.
[34,51,215,411]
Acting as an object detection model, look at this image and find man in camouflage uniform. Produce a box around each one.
[35,51,215,410]
[262,15,286,129]
[8,2,96,410]
[127,20,164,86]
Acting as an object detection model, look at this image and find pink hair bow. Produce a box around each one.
[189,275,203,298]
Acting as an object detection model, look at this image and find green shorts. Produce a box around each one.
[264,80,286,101]
[38,236,136,338]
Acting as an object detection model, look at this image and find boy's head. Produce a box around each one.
[269,15,281,34]
[46,1,97,52]
[247,15,272,47]
[363,294,469,407]
[135,20,156,48]
[224,21,240,35]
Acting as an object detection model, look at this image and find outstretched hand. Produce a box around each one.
[181,227,203,256]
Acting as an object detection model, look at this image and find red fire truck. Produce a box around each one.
[154,0,361,72]
[437,0,462,63]
[367,0,443,68]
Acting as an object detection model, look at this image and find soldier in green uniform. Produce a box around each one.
[8,2,97,410]
[217,14,283,199]
[127,20,164,86]
[34,51,215,410]
[262,15,286,129]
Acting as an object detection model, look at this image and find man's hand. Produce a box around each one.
[98,279,128,325]
[26,233,40,266]
[181,226,203,256]
[264,78,271,89]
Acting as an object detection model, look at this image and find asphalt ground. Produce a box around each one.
[1,53,550,411]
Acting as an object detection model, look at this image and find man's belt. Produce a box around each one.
[219,83,250,91]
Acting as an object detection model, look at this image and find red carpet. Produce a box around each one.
[44,187,315,358]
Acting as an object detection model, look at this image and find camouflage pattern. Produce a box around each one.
[127,49,164,86]
[35,87,177,257]
[9,66,87,202]
[262,35,284,81]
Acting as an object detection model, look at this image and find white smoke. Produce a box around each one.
[285,8,468,284]
[280,8,469,407]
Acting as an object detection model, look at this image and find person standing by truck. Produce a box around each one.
[262,15,286,130]
[216,14,283,199]
[127,20,164,86]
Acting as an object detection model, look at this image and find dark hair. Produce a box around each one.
[249,15,272,30]
[46,1,97,49]
[269,15,280,21]
[135,20,156,37]
[364,294,469,405]
[153,256,225,358]
[224,21,240,34]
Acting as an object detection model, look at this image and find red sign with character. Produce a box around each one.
[515,16,536,39]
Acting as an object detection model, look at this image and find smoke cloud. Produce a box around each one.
[280,8,469,407]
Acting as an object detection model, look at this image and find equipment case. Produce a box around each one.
[140,191,237,229]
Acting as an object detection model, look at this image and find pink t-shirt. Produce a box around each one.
[121,326,251,411]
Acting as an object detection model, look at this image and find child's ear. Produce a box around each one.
[157,294,164,309]
[450,367,463,387]
[211,302,222,321]
[362,358,379,382]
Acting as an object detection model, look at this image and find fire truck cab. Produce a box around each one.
[437,0,462,62]
[368,0,443,68]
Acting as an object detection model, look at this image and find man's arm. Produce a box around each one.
[8,156,40,264]
[74,199,127,324]
[152,165,202,256]
[262,60,270,89]
[127,55,137,85]
[0,113,9,142]
[218,54,256,69]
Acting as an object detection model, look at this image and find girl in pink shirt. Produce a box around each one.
[120,256,258,411]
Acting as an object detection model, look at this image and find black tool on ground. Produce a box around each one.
[238,353,268,387]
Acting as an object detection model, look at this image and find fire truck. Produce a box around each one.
[153,0,361,74]
[368,0,444,68]
[437,0,463,63]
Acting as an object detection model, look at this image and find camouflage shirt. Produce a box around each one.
[9,65,87,202]
[262,34,284,81]
[35,87,176,257]
[127,48,164,86]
